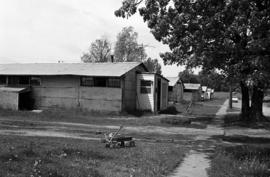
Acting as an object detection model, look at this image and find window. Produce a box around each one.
[19,76,30,85]
[94,77,107,87]
[30,77,41,86]
[107,78,120,88]
[140,80,152,94]
[81,77,94,86]
[0,76,6,85]
[8,76,30,85]
[168,86,173,92]
[81,77,120,88]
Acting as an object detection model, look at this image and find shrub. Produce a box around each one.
[159,106,179,115]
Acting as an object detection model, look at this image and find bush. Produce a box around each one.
[159,106,179,115]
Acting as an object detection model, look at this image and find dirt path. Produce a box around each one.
[215,99,229,116]
[0,118,224,137]
[167,99,229,177]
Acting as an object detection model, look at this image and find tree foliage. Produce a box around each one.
[198,70,229,91]
[143,57,162,74]
[116,0,270,121]
[178,69,199,84]
[81,37,111,63]
[114,26,147,62]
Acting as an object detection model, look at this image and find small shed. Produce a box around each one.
[183,83,202,102]
[166,77,184,103]
[136,73,169,112]
[0,87,31,110]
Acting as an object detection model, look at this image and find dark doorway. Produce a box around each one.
[19,92,34,110]
[157,78,161,111]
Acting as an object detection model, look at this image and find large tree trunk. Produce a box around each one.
[240,81,251,121]
[250,85,265,121]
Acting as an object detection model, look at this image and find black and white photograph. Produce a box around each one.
[0,0,269,176]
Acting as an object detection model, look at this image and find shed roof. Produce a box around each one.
[140,72,169,82]
[166,77,181,86]
[0,87,30,93]
[184,83,201,90]
[0,62,144,77]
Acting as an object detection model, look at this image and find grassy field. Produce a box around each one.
[0,135,187,177]
[174,92,229,116]
[208,145,270,177]
[0,92,230,177]
[0,92,229,130]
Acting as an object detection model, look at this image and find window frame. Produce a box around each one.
[140,80,152,94]
[30,76,41,86]
[0,76,6,85]
[80,76,121,88]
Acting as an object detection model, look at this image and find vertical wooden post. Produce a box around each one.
[229,83,232,109]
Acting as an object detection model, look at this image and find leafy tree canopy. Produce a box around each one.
[143,57,162,74]
[81,37,111,63]
[115,0,270,82]
[179,69,199,84]
[116,0,270,121]
[114,26,147,62]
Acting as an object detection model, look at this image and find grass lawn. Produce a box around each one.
[0,108,165,127]
[0,135,187,177]
[208,145,270,177]
[0,92,229,127]
[174,92,229,116]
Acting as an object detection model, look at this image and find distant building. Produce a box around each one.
[166,77,184,103]
[183,83,202,101]
[0,62,168,113]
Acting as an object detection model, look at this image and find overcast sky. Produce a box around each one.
[0,0,184,77]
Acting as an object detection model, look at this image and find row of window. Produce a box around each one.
[0,76,153,93]
[0,76,121,88]
[0,76,41,86]
[80,77,121,88]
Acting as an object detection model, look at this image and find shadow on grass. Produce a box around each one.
[223,114,270,130]
[213,135,270,144]
[208,144,270,177]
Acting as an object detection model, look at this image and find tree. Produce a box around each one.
[81,37,111,63]
[114,26,147,62]
[179,69,199,83]
[143,57,162,74]
[198,70,229,92]
[116,0,270,122]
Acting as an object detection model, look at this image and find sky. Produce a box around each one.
[0,0,185,77]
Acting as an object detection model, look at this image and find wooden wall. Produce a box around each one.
[31,75,122,112]
[122,65,147,112]
[0,91,19,110]
[169,83,184,103]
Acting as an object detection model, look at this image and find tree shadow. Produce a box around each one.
[213,135,270,144]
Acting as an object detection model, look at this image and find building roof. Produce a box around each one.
[0,62,144,77]
[183,83,201,90]
[166,77,181,86]
[0,87,30,93]
[140,72,169,82]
